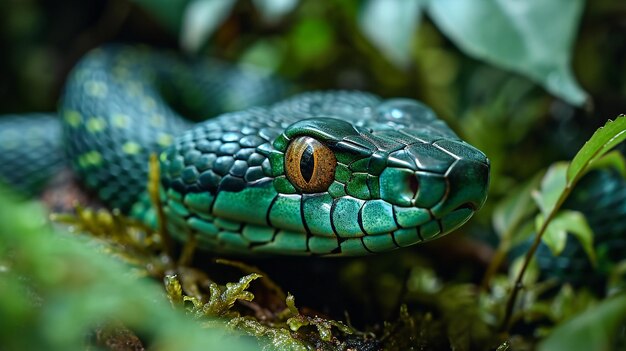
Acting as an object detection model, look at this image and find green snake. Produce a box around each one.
[0,45,490,256]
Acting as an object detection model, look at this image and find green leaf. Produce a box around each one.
[290,18,334,64]
[426,0,587,105]
[536,213,566,257]
[239,39,285,74]
[567,115,626,184]
[359,0,423,67]
[253,0,299,22]
[537,210,596,265]
[607,261,626,296]
[180,0,237,53]
[548,285,598,324]
[133,0,189,32]
[538,295,626,351]
[556,211,596,266]
[510,220,536,248]
[532,162,568,217]
[493,174,542,239]
[586,150,626,179]
[509,255,539,287]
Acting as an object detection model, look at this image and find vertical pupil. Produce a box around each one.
[300,145,315,183]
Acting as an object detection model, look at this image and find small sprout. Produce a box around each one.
[216,258,287,304]
[208,273,261,316]
[228,317,309,351]
[164,274,183,307]
[285,293,299,316]
[283,294,352,342]
[183,273,262,319]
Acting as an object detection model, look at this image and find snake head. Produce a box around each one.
[263,98,489,255]
[160,93,489,256]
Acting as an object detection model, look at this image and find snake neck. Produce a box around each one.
[59,45,287,211]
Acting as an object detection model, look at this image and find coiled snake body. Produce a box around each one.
[0,46,490,256]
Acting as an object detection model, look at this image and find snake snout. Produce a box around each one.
[431,157,490,219]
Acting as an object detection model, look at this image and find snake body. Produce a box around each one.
[534,169,626,285]
[0,46,490,256]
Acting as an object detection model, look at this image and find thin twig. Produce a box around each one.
[481,237,510,290]
[177,234,197,267]
[148,153,175,259]
[500,185,572,330]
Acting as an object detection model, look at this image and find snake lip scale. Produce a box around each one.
[0,45,490,256]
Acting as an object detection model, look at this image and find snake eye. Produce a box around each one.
[285,136,336,193]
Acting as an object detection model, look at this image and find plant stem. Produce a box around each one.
[500,185,573,331]
[148,154,175,260]
[481,237,510,290]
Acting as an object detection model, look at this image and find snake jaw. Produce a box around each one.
[418,155,490,242]
[430,156,490,217]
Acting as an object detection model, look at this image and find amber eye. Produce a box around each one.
[285,136,337,193]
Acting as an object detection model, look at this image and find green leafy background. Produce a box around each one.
[1,0,626,350]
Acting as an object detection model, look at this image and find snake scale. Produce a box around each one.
[2,45,489,256]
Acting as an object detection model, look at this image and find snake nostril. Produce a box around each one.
[409,176,419,197]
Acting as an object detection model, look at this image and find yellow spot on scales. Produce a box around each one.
[141,97,157,111]
[84,80,108,98]
[63,110,82,127]
[111,113,130,128]
[149,114,165,127]
[126,82,140,95]
[122,141,142,155]
[78,151,103,168]
[86,117,107,133]
[157,133,173,147]
[112,65,129,80]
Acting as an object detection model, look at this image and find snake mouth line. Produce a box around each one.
[328,205,475,256]
[171,203,476,256]
[453,202,477,212]
[346,200,478,239]
[411,206,475,243]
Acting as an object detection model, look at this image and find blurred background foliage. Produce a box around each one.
[0,189,260,351]
[1,0,626,350]
[2,0,625,198]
